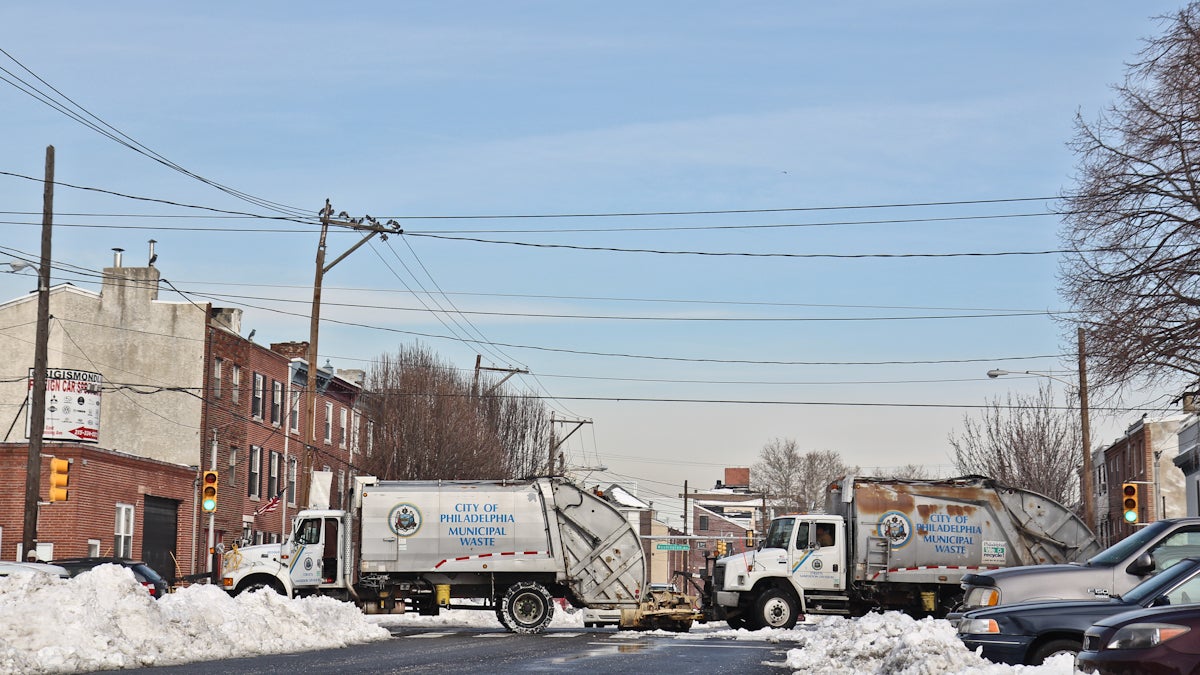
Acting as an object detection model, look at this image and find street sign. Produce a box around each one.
[655,543,689,551]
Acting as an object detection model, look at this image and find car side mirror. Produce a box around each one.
[1127,552,1155,576]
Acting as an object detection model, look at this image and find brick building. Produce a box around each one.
[0,251,367,581]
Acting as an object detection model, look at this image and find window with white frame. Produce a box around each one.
[87,539,100,557]
[248,445,262,498]
[287,457,297,504]
[115,503,134,558]
[338,469,346,510]
[367,420,374,456]
[324,402,333,443]
[339,407,348,448]
[228,446,238,486]
[231,365,241,404]
[351,411,361,456]
[288,391,300,433]
[213,357,223,398]
[252,373,265,419]
[268,451,281,498]
[271,380,282,426]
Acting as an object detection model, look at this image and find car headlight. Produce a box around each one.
[957,618,1000,635]
[1105,623,1190,650]
[964,587,1000,608]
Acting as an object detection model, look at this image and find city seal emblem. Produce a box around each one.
[389,503,422,537]
[877,510,913,548]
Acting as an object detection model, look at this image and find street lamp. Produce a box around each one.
[986,358,1094,531]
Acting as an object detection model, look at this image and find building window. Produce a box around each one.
[367,420,374,456]
[212,357,223,398]
[252,373,265,420]
[287,457,298,504]
[271,380,282,426]
[115,503,134,558]
[351,411,361,455]
[324,402,333,443]
[288,391,300,433]
[339,407,348,448]
[698,515,710,531]
[248,445,262,498]
[268,451,281,498]
[87,539,100,557]
[231,365,241,404]
[338,469,347,510]
[228,446,238,486]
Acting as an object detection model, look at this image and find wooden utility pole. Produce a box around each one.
[547,413,591,476]
[1078,326,1095,530]
[473,356,529,396]
[23,145,54,559]
[301,201,400,506]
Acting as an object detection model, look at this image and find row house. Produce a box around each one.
[1091,413,1188,548]
[0,249,369,581]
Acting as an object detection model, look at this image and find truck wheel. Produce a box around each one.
[239,579,284,596]
[1030,638,1081,665]
[754,588,799,629]
[501,581,555,634]
[494,600,512,630]
[726,615,751,630]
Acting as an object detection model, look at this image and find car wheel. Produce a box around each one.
[1030,638,1081,665]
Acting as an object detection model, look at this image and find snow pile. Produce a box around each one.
[0,565,388,674]
[781,613,1081,675]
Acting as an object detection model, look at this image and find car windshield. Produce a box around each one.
[762,518,795,550]
[1120,558,1200,604]
[1087,520,1173,566]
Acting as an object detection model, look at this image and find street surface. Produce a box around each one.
[122,626,796,674]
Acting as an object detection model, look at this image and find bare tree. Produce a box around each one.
[752,439,854,513]
[1060,3,1200,391]
[949,383,1080,506]
[360,345,551,480]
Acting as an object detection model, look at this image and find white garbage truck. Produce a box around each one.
[220,476,696,633]
[703,475,1100,629]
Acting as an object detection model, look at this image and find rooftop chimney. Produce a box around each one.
[112,247,124,268]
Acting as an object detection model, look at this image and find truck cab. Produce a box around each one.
[222,509,352,598]
[712,514,845,629]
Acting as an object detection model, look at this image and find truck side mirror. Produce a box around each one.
[1127,552,1155,576]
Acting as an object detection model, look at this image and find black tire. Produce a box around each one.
[1030,638,1081,665]
[239,579,284,596]
[726,614,751,630]
[754,587,800,629]
[494,599,512,630]
[501,581,555,634]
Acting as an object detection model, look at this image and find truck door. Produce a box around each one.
[791,519,844,592]
[289,517,327,587]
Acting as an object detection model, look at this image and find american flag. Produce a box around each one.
[254,488,286,516]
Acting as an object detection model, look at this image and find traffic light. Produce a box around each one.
[202,470,219,512]
[716,540,727,556]
[48,458,69,502]
[745,529,755,548]
[1122,483,1139,524]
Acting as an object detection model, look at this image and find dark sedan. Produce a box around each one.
[51,557,170,598]
[1077,604,1200,674]
[956,556,1200,665]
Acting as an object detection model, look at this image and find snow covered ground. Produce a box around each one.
[0,565,1083,674]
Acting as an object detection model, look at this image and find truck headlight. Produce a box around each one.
[1106,623,1190,650]
[957,618,1000,635]
[964,587,1000,608]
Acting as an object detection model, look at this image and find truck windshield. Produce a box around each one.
[1087,520,1172,566]
[762,518,795,550]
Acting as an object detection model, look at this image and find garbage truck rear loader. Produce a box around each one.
[702,475,1099,629]
[221,477,697,632]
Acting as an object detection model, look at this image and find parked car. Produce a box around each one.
[956,556,1200,665]
[0,561,68,578]
[51,557,169,598]
[1077,603,1200,674]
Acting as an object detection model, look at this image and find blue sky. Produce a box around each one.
[0,2,1187,506]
